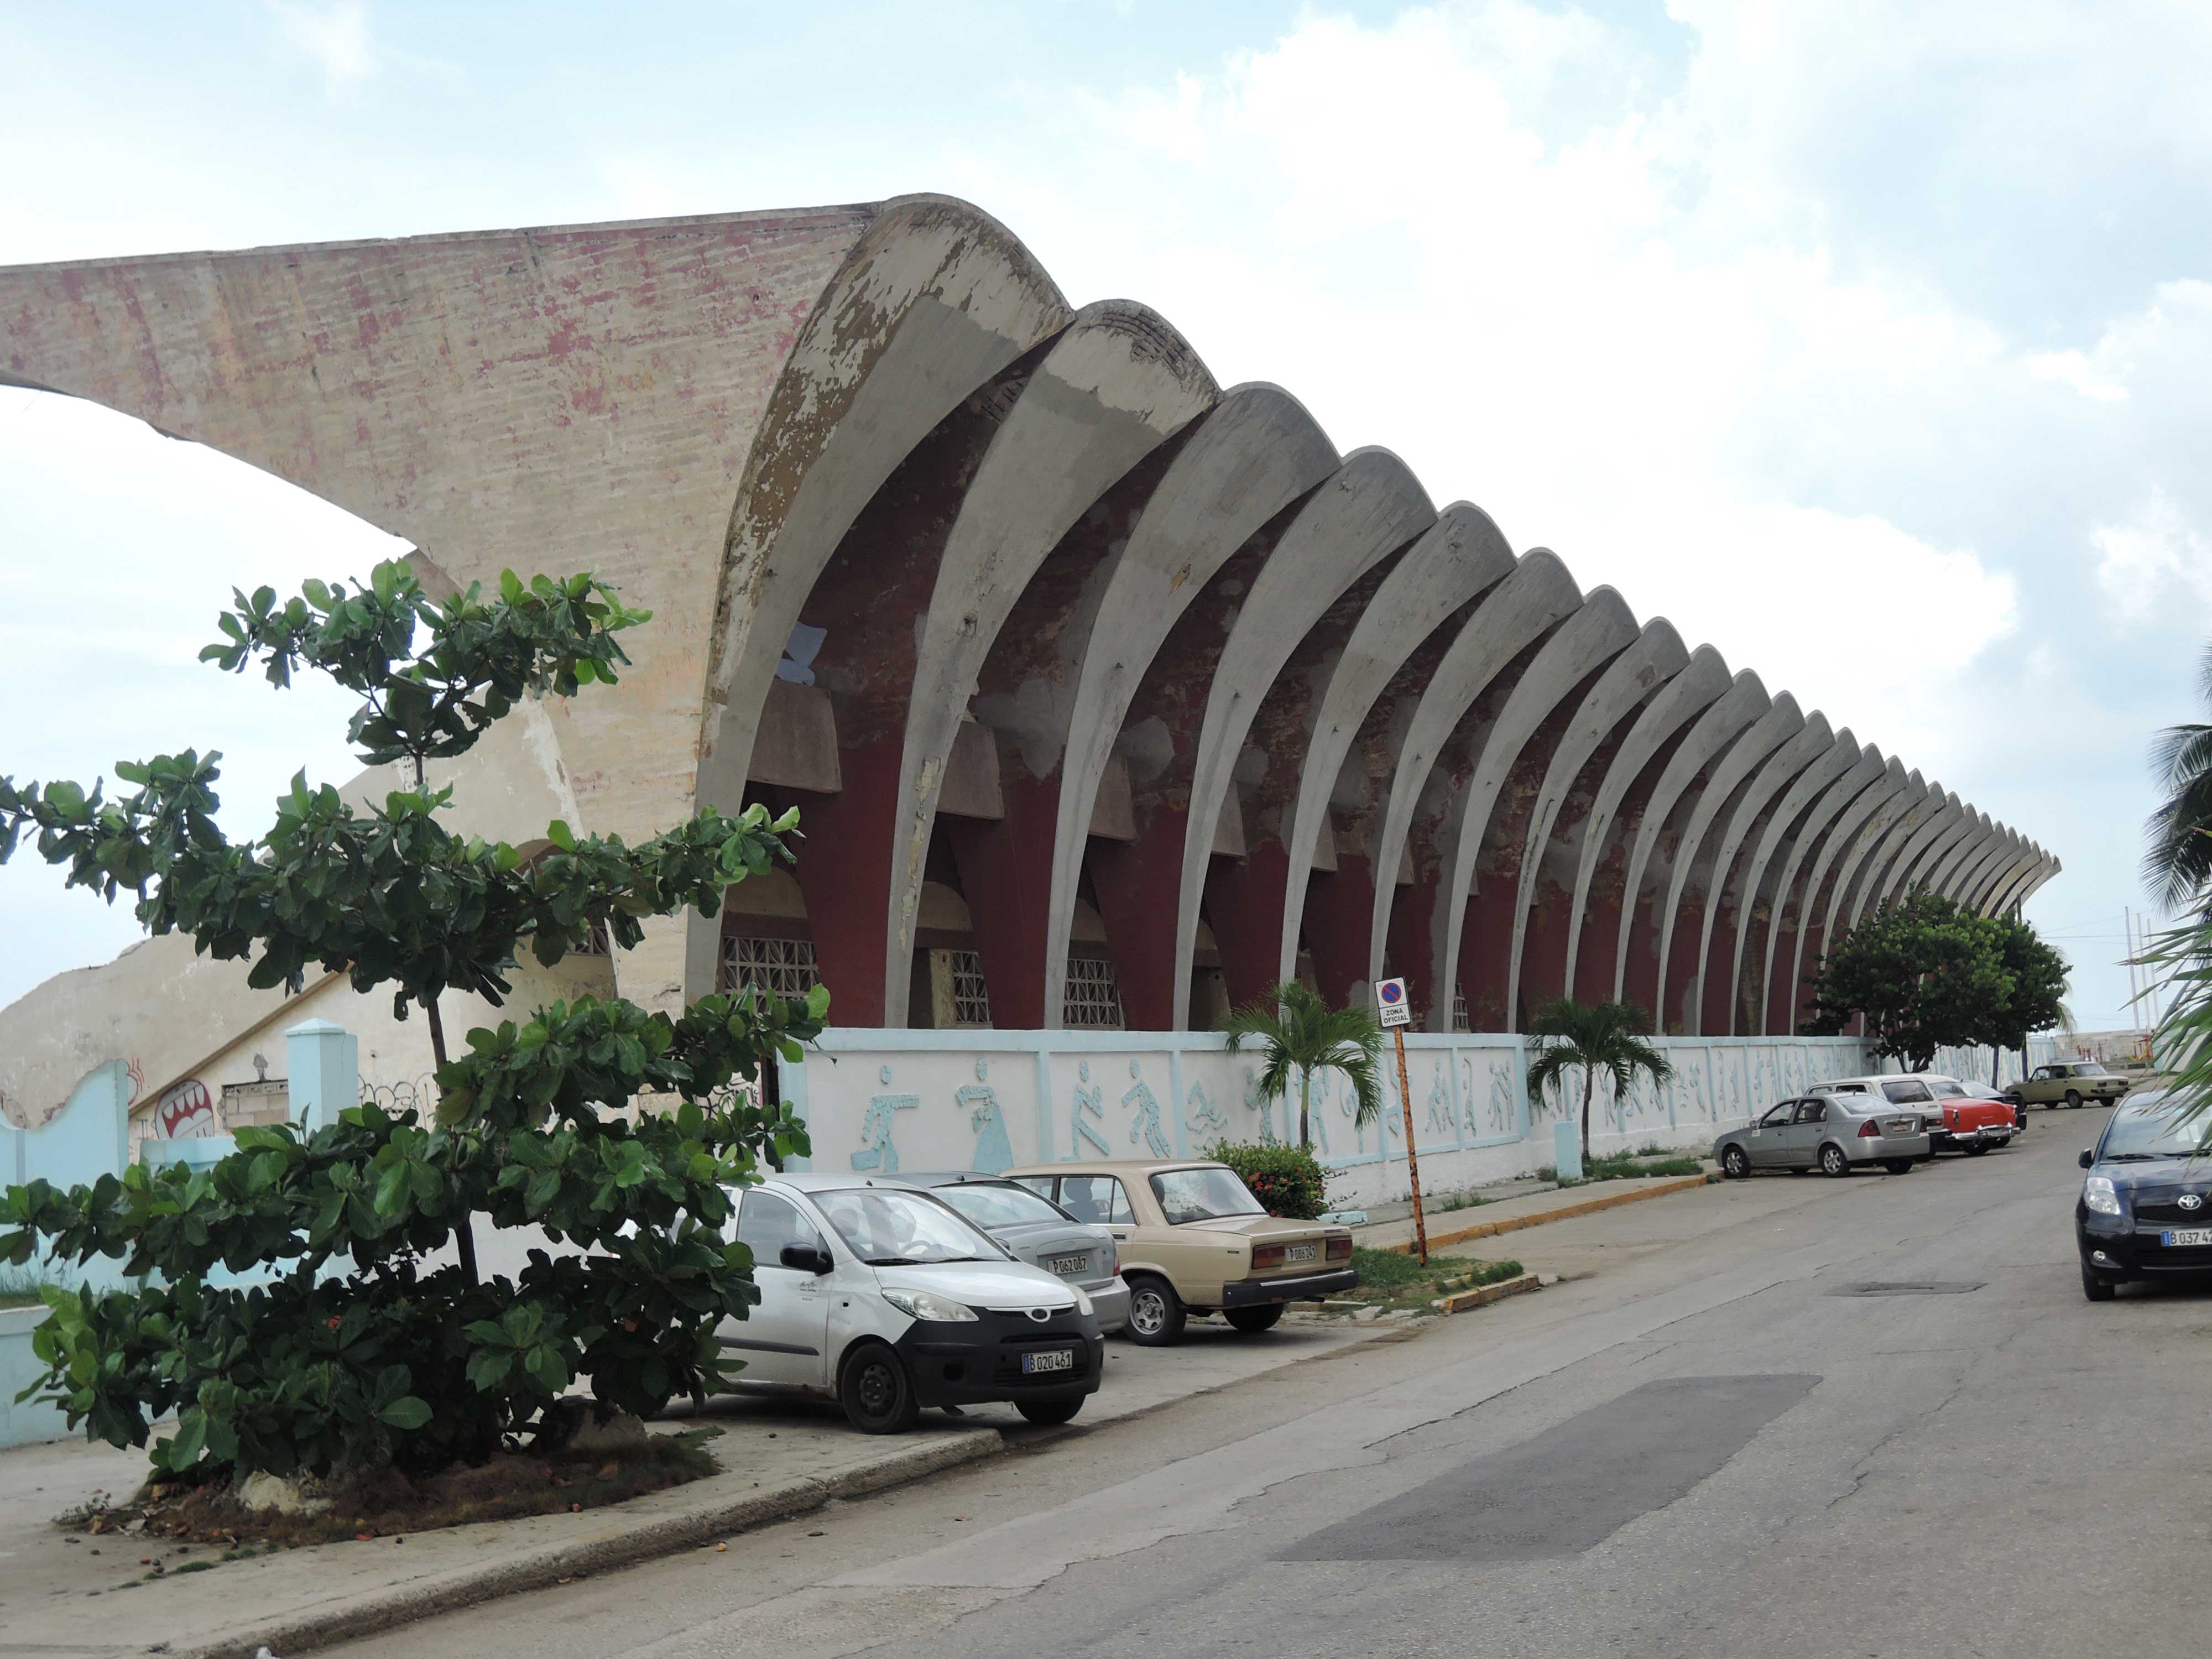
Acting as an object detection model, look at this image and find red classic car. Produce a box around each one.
[1923,1076,2017,1154]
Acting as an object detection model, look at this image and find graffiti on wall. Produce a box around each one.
[156,1078,218,1139]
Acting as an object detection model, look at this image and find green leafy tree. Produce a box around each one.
[1803,893,2018,1071]
[1970,914,2071,1079]
[1219,982,1383,1150]
[0,560,824,1480]
[2145,642,2212,911]
[1524,998,1672,1159]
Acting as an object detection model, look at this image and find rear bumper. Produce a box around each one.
[1085,1278,1131,1333]
[1219,1267,1358,1308]
[1845,1134,1931,1161]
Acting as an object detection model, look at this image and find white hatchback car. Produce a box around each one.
[719,1173,1105,1433]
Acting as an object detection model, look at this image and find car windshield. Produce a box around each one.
[930,1181,1072,1229]
[1150,1166,1266,1225]
[2099,1103,2210,1161]
[812,1188,1005,1265]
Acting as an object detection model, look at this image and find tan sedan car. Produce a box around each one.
[1007,1159,1355,1345]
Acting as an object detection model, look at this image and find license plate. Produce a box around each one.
[1285,1242,1318,1264]
[2162,1229,2212,1247]
[1020,1347,1074,1375]
[1045,1253,1089,1277]
[1886,1118,1915,1134]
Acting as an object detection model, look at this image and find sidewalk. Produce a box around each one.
[0,1315,1406,1659]
[1354,1168,1718,1256]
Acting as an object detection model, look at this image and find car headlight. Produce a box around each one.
[2083,1176,2121,1216]
[880,1287,979,1322]
[1073,1286,1094,1317]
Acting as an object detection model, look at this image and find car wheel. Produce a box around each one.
[1015,1396,1084,1426]
[2067,1090,2083,1109]
[1721,1145,1751,1180]
[1225,1305,1285,1333]
[1819,1143,1850,1178]
[1882,1159,1915,1175]
[1965,1142,1990,1156]
[1124,1275,1187,1346]
[838,1341,921,1434]
[2081,1266,2117,1302]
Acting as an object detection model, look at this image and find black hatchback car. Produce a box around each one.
[2075,1091,2212,1300]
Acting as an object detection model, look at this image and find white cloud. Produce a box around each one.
[2094,489,2212,625]
[268,0,376,85]
[2030,349,2128,402]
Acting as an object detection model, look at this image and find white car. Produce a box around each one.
[718,1173,1105,1433]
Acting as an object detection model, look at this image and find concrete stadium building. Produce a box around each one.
[0,196,2052,1137]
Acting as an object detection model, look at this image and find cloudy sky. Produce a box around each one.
[4,0,2205,1029]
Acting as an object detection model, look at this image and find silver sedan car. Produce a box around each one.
[895,1173,1131,1334]
[1714,1093,1931,1180]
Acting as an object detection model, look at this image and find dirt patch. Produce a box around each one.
[62,1429,722,1554]
[1340,1249,1525,1314]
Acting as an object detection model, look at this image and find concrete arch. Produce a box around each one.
[1433,589,1644,1031]
[1561,645,1733,1004]
[1753,744,1887,1033]
[1613,672,1772,1011]
[698,194,1072,827]
[1710,727,1863,1035]
[1365,552,1585,1019]
[1788,765,1924,1029]
[1924,811,1999,905]
[1950,828,2011,912]
[1270,503,1520,990]
[2012,856,2062,914]
[1163,448,1438,1027]
[952,382,1339,1027]
[1833,775,1943,942]
[1647,695,1806,1031]
[1673,710,1835,1034]
[1865,790,1964,922]
[1504,619,1691,1024]
[1958,828,2026,915]
[1987,846,2052,918]
[885,301,1221,1023]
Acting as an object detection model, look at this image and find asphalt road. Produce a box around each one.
[333,1108,2212,1659]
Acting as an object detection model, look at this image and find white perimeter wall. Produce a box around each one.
[786,1029,1884,1209]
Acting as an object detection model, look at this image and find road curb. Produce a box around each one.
[176,1430,1005,1659]
[1430,1271,1542,1315]
[1375,1173,1714,1255]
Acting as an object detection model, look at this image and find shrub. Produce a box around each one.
[1204,1140,1329,1220]
[0,561,823,1481]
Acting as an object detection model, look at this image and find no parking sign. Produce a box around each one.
[1374,977,1412,1029]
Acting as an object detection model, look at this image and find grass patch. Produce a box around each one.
[62,1427,723,1556]
[1537,1150,1705,1187]
[1344,1246,1523,1313]
[0,1267,64,1310]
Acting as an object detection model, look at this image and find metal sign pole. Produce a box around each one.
[1393,1026,1427,1266]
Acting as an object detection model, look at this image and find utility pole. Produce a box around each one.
[1374,977,1427,1266]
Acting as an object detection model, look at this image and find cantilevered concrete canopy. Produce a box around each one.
[0,195,2052,1126]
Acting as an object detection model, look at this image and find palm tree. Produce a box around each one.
[1220,981,1384,1150]
[1525,997,1672,1162]
[2146,642,2212,911]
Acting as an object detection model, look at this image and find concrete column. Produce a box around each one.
[287,1019,361,1132]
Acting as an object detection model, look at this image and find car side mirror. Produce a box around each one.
[780,1244,834,1275]
[2078,1150,2094,1170]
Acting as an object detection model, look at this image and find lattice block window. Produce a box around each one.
[574,918,612,957]
[1452,984,1470,1034]
[722,935,821,1001]
[1063,954,1125,1030]
[928,948,994,1027]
